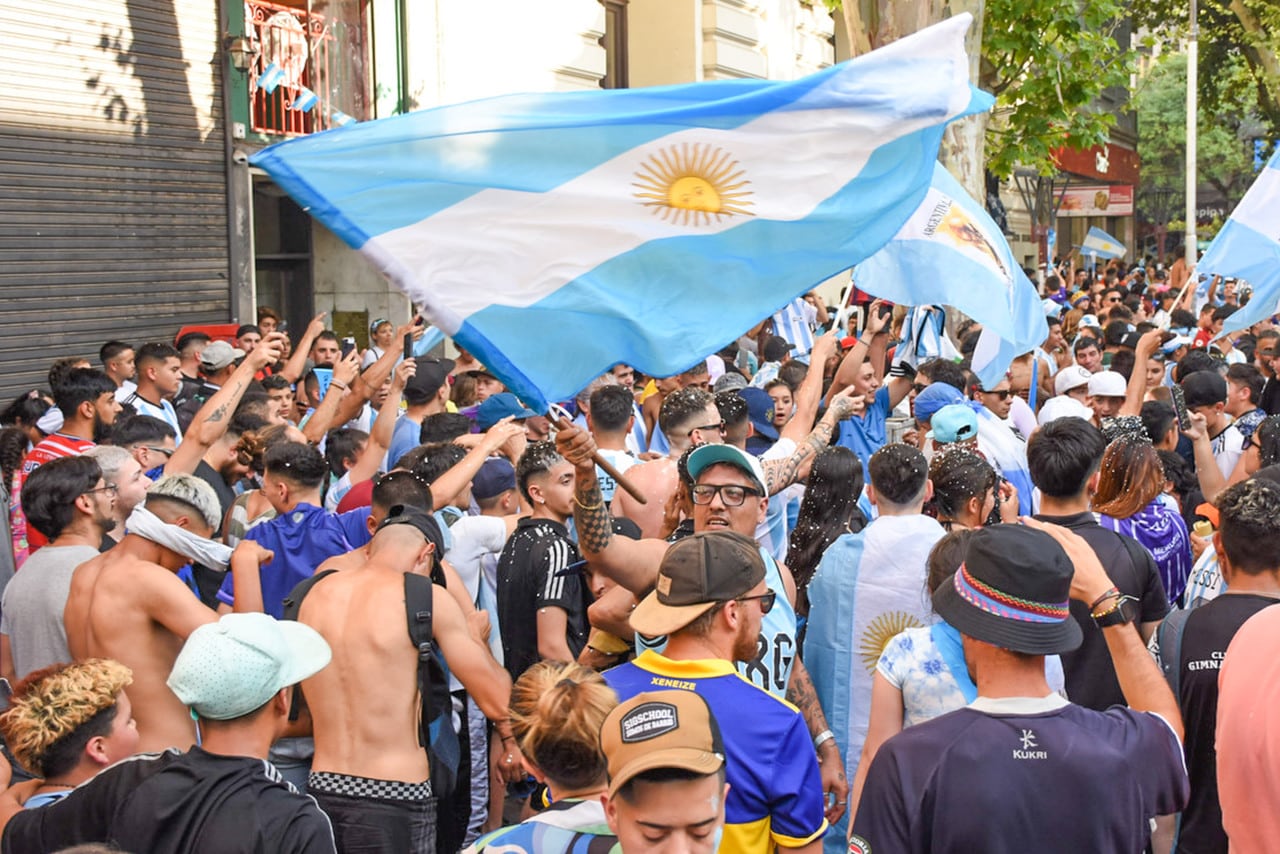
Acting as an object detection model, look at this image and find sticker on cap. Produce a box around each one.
[620,702,679,743]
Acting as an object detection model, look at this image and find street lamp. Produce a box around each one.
[1013,169,1072,274]
[224,34,261,72]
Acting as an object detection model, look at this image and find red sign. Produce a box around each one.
[1058,185,1134,217]
[1053,144,1141,185]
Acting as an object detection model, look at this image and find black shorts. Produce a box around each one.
[309,771,435,853]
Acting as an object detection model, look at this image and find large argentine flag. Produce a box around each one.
[853,163,1048,387]
[1200,149,1280,340]
[1080,226,1127,260]
[252,16,991,409]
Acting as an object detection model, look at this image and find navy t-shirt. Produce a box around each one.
[851,695,1188,853]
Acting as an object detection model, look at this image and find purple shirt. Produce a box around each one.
[1098,498,1192,604]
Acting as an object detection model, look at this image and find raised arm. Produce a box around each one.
[166,334,284,475]
[557,422,668,595]
[762,386,863,495]
[279,312,328,384]
[345,357,412,488]
[300,348,361,445]
[426,420,524,512]
[1121,329,1164,417]
[780,333,837,445]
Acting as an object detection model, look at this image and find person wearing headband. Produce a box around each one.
[62,474,229,752]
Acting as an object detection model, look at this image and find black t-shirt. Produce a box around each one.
[495,517,588,681]
[194,459,237,537]
[1034,512,1170,710]
[2,747,336,854]
[1161,594,1279,854]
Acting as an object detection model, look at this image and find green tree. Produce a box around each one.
[826,0,1133,192]
[1132,0,1280,138]
[1135,53,1256,217]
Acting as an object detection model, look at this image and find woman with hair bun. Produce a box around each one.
[466,661,620,853]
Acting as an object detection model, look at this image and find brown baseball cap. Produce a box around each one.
[629,531,765,637]
[601,690,725,798]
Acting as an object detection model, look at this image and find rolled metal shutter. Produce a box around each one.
[0,0,230,399]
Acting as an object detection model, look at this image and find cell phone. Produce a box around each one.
[278,320,288,332]
[878,303,893,322]
[1171,384,1191,431]
[403,333,414,363]
[340,337,356,359]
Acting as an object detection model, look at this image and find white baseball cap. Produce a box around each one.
[1054,365,1092,396]
[167,613,331,720]
[1037,395,1095,426]
[1087,370,1127,398]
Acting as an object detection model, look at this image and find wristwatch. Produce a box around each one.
[1092,596,1138,628]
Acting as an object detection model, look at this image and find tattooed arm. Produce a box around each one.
[165,334,284,476]
[761,386,863,495]
[788,656,849,824]
[556,422,668,596]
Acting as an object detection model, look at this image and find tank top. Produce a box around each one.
[636,547,797,698]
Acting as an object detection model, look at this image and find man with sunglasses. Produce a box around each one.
[604,531,828,853]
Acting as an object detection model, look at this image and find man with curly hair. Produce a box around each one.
[0,659,137,808]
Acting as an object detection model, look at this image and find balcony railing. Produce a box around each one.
[245,0,370,137]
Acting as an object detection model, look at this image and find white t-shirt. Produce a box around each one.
[1210,422,1246,479]
[447,514,510,664]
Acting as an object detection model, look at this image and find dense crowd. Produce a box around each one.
[0,256,1277,853]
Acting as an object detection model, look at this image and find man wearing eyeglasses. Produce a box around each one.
[0,457,117,681]
[603,531,828,853]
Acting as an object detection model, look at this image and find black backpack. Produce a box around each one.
[282,569,460,799]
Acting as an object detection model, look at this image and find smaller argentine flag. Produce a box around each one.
[257,61,285,94]
[253,15,990,410]
[853,164,1048,387]
[1080,226,1126,260]
[290,87,319,113]
[1200,149,1280,340]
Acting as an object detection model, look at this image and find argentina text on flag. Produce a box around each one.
[853,163,1048,388]
[252,15,991,410]
[1200,149,1280,340]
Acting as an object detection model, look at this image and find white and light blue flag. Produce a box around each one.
[1200,149,1280,340]
[852,163,1048,387]
[251,15,991,410]
[1080,226,1127,260]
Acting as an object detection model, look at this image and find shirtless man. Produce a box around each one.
[63,474,224,752]
[297,507,512,852]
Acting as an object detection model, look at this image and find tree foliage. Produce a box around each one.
[1131,0,1280,138]
[825,0,1134,178]
[1134,51,1258,227]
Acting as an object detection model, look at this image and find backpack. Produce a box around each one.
[281,568,461,800]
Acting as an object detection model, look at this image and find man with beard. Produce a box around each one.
[603,532,828,853]
[13,368,121,560]
[63,474,226,751]
[0,457,117,680]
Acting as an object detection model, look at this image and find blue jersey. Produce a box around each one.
[216,503,371,617]
[605,651,827,853]
[834,385,892,478]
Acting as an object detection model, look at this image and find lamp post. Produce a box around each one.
[1014,169,1072,276]
[1184,0,1198,269]
[224,34,261,72]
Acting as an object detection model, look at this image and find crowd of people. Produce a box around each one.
[0,259,1276,852]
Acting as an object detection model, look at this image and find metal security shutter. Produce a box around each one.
[0,0,230,400]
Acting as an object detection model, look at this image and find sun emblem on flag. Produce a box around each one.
[858,611,924,672]
[632,142,755,226]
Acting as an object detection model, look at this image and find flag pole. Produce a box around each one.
[1185,0,1199,272]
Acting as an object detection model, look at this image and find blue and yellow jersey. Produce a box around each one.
[604,651,828,852]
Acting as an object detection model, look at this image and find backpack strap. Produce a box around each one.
[1155,607,1194,700]
[404,573,435,749]
[281,569,338,722]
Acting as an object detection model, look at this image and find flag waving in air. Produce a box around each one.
[253,15,991,409]
[1198,148,1280,340]
[1080,226,1127,261]
[853,163,1049,387]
